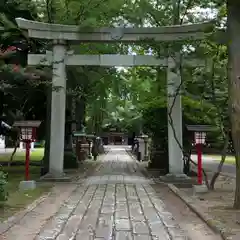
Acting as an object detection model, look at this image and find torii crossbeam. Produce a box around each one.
[15,18,213,179]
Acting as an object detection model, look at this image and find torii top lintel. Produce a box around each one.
[15,18,214,42]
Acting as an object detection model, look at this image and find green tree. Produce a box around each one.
[227,0,240,209]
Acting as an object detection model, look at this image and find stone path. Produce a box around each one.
[1,146,188,240]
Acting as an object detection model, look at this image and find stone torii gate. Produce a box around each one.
[16,18,213,179]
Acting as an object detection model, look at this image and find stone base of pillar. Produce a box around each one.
[193,184,208,194]
[39,172,71,182]
[19,180,36,191]
[160,173,194,187]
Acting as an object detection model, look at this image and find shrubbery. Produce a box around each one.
[0,170,8,207]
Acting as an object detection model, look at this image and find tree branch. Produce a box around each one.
[180,0,194,24]
[167,53,210,188]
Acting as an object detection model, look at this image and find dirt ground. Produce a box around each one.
[151,182,222,240]
[139,159,240,239]
[179,172,240,239]
[138,162,222,240]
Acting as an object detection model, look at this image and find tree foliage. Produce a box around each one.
[3,0,240,207]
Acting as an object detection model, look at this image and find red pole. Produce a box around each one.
[25,140,31,181]
[196,143,202,185]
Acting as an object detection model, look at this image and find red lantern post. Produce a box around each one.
[13,121,41,181]
[186,125,213,186]
[194,132,206,185]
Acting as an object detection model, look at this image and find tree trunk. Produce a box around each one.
[75,97,86,131]
[0,91,3,119]
[209,134,229,190]
[8,138,20,167]
[65,95,73,151]
[42,87,52,175]
[227,0,240,209]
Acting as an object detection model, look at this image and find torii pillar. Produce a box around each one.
[48,40,67,177]
[166,56,184,177]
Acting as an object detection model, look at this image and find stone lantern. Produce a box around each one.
[137,133,149,161]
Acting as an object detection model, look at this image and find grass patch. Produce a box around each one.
[0,148,44,162]
[0,165,52,221]
[0,184,51,221]
[208,155,236,165]
[2,166,42,192]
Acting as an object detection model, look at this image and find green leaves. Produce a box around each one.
[0,170,8,206]
[0,0,227,138]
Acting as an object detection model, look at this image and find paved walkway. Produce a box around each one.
[1,146,188,240]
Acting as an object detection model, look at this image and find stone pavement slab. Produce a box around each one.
[1,146,189,240]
